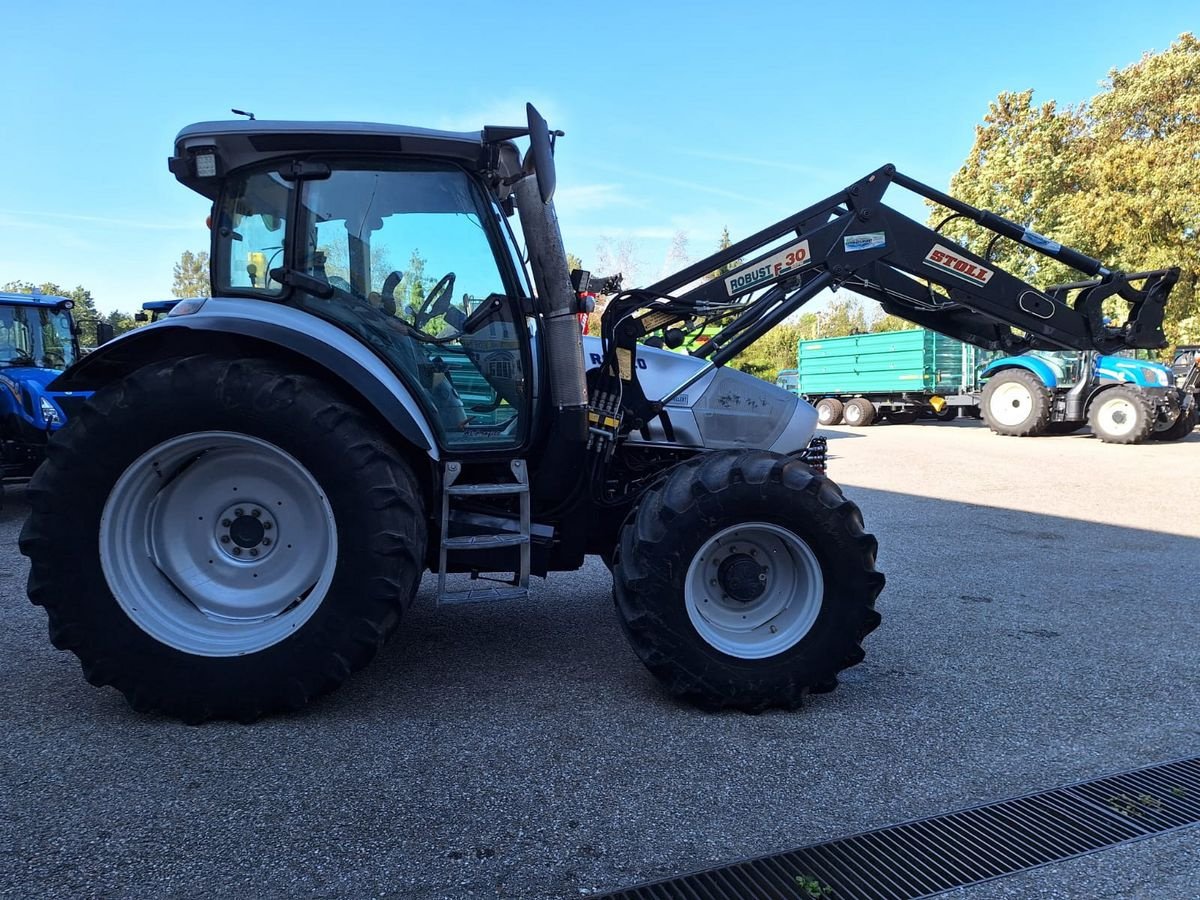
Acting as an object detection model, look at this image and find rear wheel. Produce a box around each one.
[612,450,884,711]
[20,355,427,722]
[1150,402,1197,442]
[815,398,844,426]
[1088,386,1153,444]
[981,369,1051,436]
[842,398,876,427]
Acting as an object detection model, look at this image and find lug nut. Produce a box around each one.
[221,519,231,527]
[220,535,231,544]
[263,522,272,531]
[235,508,245,517]
[233,547,243,556]
[262,538,272,546]
[251,509,261,518]
[250,548,259,557]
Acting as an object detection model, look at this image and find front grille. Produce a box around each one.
[599,757,1200,900]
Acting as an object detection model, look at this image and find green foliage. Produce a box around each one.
[704,226,742,280]
[942,33,1200,351]
[171,250,210,298]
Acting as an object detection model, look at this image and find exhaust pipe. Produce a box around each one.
[513,173,588,417]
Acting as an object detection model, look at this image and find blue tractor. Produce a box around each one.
[0,291,93,478]
[979,349,1195,443]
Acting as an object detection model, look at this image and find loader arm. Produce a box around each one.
[591,164,1178,431]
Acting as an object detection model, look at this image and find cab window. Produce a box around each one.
[295,164,527,450]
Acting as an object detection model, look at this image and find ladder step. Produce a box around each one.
[446,483,529,496]
[439,585,529,605]
[442,533,530,550]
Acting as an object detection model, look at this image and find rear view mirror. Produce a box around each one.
[96,322,115,346]
[525,104,556,204]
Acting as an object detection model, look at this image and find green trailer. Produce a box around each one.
[790,328,991,426]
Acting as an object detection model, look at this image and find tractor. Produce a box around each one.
[21,105,1178,721]
[0,290,92,480]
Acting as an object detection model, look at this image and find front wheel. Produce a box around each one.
[20,355,427,722]
[612,451,884,711]
[1088,386,1153,444]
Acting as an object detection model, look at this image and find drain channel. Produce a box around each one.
[599,757,1200,899]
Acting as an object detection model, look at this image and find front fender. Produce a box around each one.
[981,357,1059,389]
[53,298,439,457]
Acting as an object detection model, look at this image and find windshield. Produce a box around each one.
[0,305,76,369]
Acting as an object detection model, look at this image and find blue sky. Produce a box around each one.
[1,1,1194,314]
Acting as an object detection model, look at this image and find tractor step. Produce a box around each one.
[438,585,530,605]
[436,459,530,606]
[441,533,529,550]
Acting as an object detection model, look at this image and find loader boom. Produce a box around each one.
[591,164,1177,429]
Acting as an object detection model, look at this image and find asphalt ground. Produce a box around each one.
[2,419,1197,899]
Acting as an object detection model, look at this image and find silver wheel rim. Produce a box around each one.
[818,403,836,424]
[1097,396,1137,436]
[990,381,1034,426]
[684,522,824,659]
[845,404,862,425]
[100,431,338,656]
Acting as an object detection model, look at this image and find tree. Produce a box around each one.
[106,309,141,339]
[704,226,742,281]
[172,250,210,298]
[943,34,1200,348]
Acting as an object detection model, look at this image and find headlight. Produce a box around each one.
[1139,366,1169,387]
[39,397,61,426]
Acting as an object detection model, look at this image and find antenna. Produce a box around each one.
[231,108,256,121]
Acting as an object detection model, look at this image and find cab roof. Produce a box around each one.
[0,291,70,308]
[170,118,525,199]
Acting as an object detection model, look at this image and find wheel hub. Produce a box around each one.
[217,503,277,559]
[717,552,767,602]
[684,523,824,660]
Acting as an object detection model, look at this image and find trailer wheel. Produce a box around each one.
[885,410,919,425]
[612,450,884,711]
[19,355,426,722]
[980,369,1051,436]
[1149,401,1196,442]
[815,398,843,426]
[1088,385,1153,444]
[842,398,876,427]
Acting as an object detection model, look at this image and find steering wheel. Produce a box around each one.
[413,272,456,331]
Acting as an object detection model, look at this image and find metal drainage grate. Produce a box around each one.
[599,757,1200,900]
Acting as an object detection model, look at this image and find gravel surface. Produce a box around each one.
[2,419,1197,899]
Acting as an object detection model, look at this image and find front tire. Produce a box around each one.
[981,369,1051,436]
[1088,386,1153,444]
[612,450,884,711]
[20,355,427,722]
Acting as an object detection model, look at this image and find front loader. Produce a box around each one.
[21,105,1178,721]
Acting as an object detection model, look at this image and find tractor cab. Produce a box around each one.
[169,121,538,452]
[0,291,83,476]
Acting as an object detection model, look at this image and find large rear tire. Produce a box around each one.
[20,355,427,722]
[981,369,1051,436]
[612,450,884,711]
[1088,385,1153,444]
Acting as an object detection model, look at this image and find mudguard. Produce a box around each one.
[981,355,1062,388]
[52,298,439,457]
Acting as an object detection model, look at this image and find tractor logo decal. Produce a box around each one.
[923,244,995,286]
[725,241,811,296]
